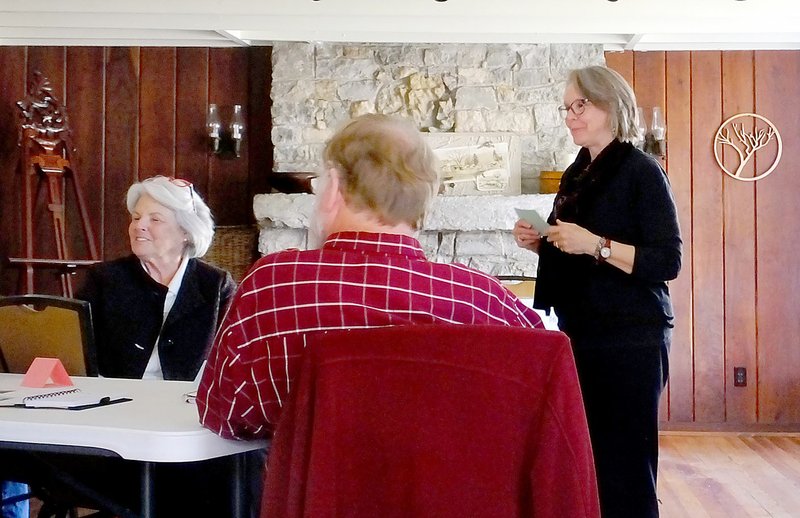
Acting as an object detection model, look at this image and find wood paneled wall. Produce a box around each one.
[0,46,272,295]
[606,51,800,429]
[1,45,798,428]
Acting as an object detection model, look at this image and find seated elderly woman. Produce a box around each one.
[77,176,235,381]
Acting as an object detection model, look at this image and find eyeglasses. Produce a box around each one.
[310,176,321,195]
[143,176,196,213]
[310,169,332,195]
[558,98,592,120]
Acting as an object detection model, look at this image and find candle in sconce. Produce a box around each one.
[635,106,647,150]
[207,104,222,154]
[651,107,666,141]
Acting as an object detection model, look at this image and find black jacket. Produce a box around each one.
[77,255,236,380]
[533,140,682,339]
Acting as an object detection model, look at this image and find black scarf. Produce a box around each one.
[551,139,634,225]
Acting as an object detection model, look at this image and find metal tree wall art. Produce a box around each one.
[713,113,782,182]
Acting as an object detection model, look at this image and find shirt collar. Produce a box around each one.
[323,231,427,260]
[166,255,191,296]
[138,254,191,295]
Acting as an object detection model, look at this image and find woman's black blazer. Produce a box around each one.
[77,255,236,381]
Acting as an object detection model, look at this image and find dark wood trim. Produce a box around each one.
[268,172,317,194]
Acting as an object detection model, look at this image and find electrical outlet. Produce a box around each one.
[734,367,747,387]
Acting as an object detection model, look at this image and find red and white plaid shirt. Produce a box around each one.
[197,231,543,439]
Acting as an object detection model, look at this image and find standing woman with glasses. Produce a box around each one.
[77,175,236,381]
[513,66,682,517]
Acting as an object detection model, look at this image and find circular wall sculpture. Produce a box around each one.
[714,113,782,182]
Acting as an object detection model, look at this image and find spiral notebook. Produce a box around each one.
[0,388,131,410]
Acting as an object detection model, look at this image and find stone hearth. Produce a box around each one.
[254,193,555,278]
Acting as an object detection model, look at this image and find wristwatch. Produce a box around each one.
[598,237,612,262]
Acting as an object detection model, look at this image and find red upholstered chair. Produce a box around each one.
[262,324,600,518]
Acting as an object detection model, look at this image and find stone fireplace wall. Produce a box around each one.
[254,193,554,278]
[261,42,605,277]
[270,42,604,193]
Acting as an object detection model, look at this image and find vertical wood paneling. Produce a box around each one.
[664,51,694,422]
[606,52,800,425]
[633,52,667,174]
[633,52,667,108]
[721,52,758,424]
[26,47,65,99]
[631,51,669,421]
[104,48,140,261]
[605,51,634,90]
[0,47,27,295]
[26,47,66,295]
[175,48,210,190]
[66,47,105,258]
[247,46,273,212]
[690,52,726,423]
[608,50,800,429]
[0,44,796,428]
[754,51,800,424]
[208,48,250,225]
[139,48,176,177]
[0,45,264,295]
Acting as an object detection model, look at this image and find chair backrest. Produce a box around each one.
[0,295,97,376]
[263,324,600,518]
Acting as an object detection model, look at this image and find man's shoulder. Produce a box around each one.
[432,260,503,284]
[238,248,324,285]
[253,247,318,267]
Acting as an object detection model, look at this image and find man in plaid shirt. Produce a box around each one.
[197,114,543,441]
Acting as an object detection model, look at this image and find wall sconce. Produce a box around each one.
[207,103,245,158]
[639,106,666,158]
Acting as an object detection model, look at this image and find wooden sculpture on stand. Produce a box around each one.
[9,71,99,297]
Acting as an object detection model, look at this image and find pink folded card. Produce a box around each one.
[21,357,74,388]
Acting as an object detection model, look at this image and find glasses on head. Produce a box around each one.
[558,98,592,120]
[143,176,196,213]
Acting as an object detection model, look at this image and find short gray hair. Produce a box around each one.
[126,176,215,258]
[323,114,438,230]
[568,66,641,144]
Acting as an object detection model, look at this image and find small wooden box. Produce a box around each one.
[539,170,564,194]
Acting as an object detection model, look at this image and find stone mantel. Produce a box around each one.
[254,193,555,277]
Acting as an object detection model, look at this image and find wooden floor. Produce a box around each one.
[658,433,800,517]
[23,433,800,517]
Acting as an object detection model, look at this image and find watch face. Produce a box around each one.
[600,247,612,259]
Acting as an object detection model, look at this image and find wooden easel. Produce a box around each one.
[9,71,99,297]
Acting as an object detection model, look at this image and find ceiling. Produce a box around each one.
[1,0,799,51]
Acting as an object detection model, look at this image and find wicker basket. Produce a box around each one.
[204,225,259,283]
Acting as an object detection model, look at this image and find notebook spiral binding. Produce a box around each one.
[23,388,81,401]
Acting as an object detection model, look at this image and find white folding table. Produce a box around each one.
[0,374,268,517]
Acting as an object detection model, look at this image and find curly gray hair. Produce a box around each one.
[126,176,215,258]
